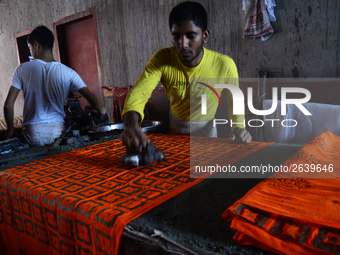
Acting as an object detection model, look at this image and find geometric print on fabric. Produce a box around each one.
[95,228,112,255]
[50,231,59,252]
[45,207,58,230]
[24,217,34,237]
[0,133,271,255]
[59,215,74,240]
[11,195,21,213]
[13,214,24,233]
[60,240,76,255]
[74,218,93,245]
[32,202,44,224]
[0,209,3,224]
[35,223,50,245]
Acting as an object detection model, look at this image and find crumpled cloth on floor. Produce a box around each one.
[22,122,64,146]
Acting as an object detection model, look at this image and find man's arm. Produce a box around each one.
[120,81,158,152]
[4,86,20,139]
[230,127,252,144]
[78,87,106,115]
[121,111,149,152]
[121,51,164,152]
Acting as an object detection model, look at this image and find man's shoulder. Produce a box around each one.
[203,48,238,77]
[18,60,78,78]
[19,59,65,69]
[150,47,176,63]
[53,61,73,71]
[14,60,41,74]
[147,47,177,69]
[153,47,175,57]
[18,59,39,68]
[45,61,78,74]
[204,48,235,65]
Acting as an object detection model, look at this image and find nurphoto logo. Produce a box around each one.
[199,83,312,128]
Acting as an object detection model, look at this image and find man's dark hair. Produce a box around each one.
[169,1,207,31]
[27,25,54,50]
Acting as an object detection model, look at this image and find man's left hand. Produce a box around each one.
[5,128,14,140]
[229,127,252,144]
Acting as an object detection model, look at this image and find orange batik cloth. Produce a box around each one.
[222,131,340,255]
[0,134,271,255]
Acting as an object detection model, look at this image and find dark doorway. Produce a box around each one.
[15,28,34,64]
[54,8,104,109]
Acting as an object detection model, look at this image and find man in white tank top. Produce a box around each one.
[4,25,106,146]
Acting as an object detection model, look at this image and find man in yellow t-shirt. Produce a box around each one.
[122,1,252,151]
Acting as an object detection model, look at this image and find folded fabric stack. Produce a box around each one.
[222,131,340,255]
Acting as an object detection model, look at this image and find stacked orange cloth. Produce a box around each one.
[0,134,271,255]
[222,131,340,255]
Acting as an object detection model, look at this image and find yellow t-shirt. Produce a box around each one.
[122,47,245,130]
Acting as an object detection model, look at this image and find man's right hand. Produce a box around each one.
[121,111,149,152]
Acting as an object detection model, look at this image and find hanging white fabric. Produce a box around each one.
[265,0,277,21]
[242,0,276,41]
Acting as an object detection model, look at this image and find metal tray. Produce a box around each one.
[87,120,163,134]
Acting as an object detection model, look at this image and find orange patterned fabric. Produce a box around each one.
[0,134,271,255]
[222,131,340,255]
